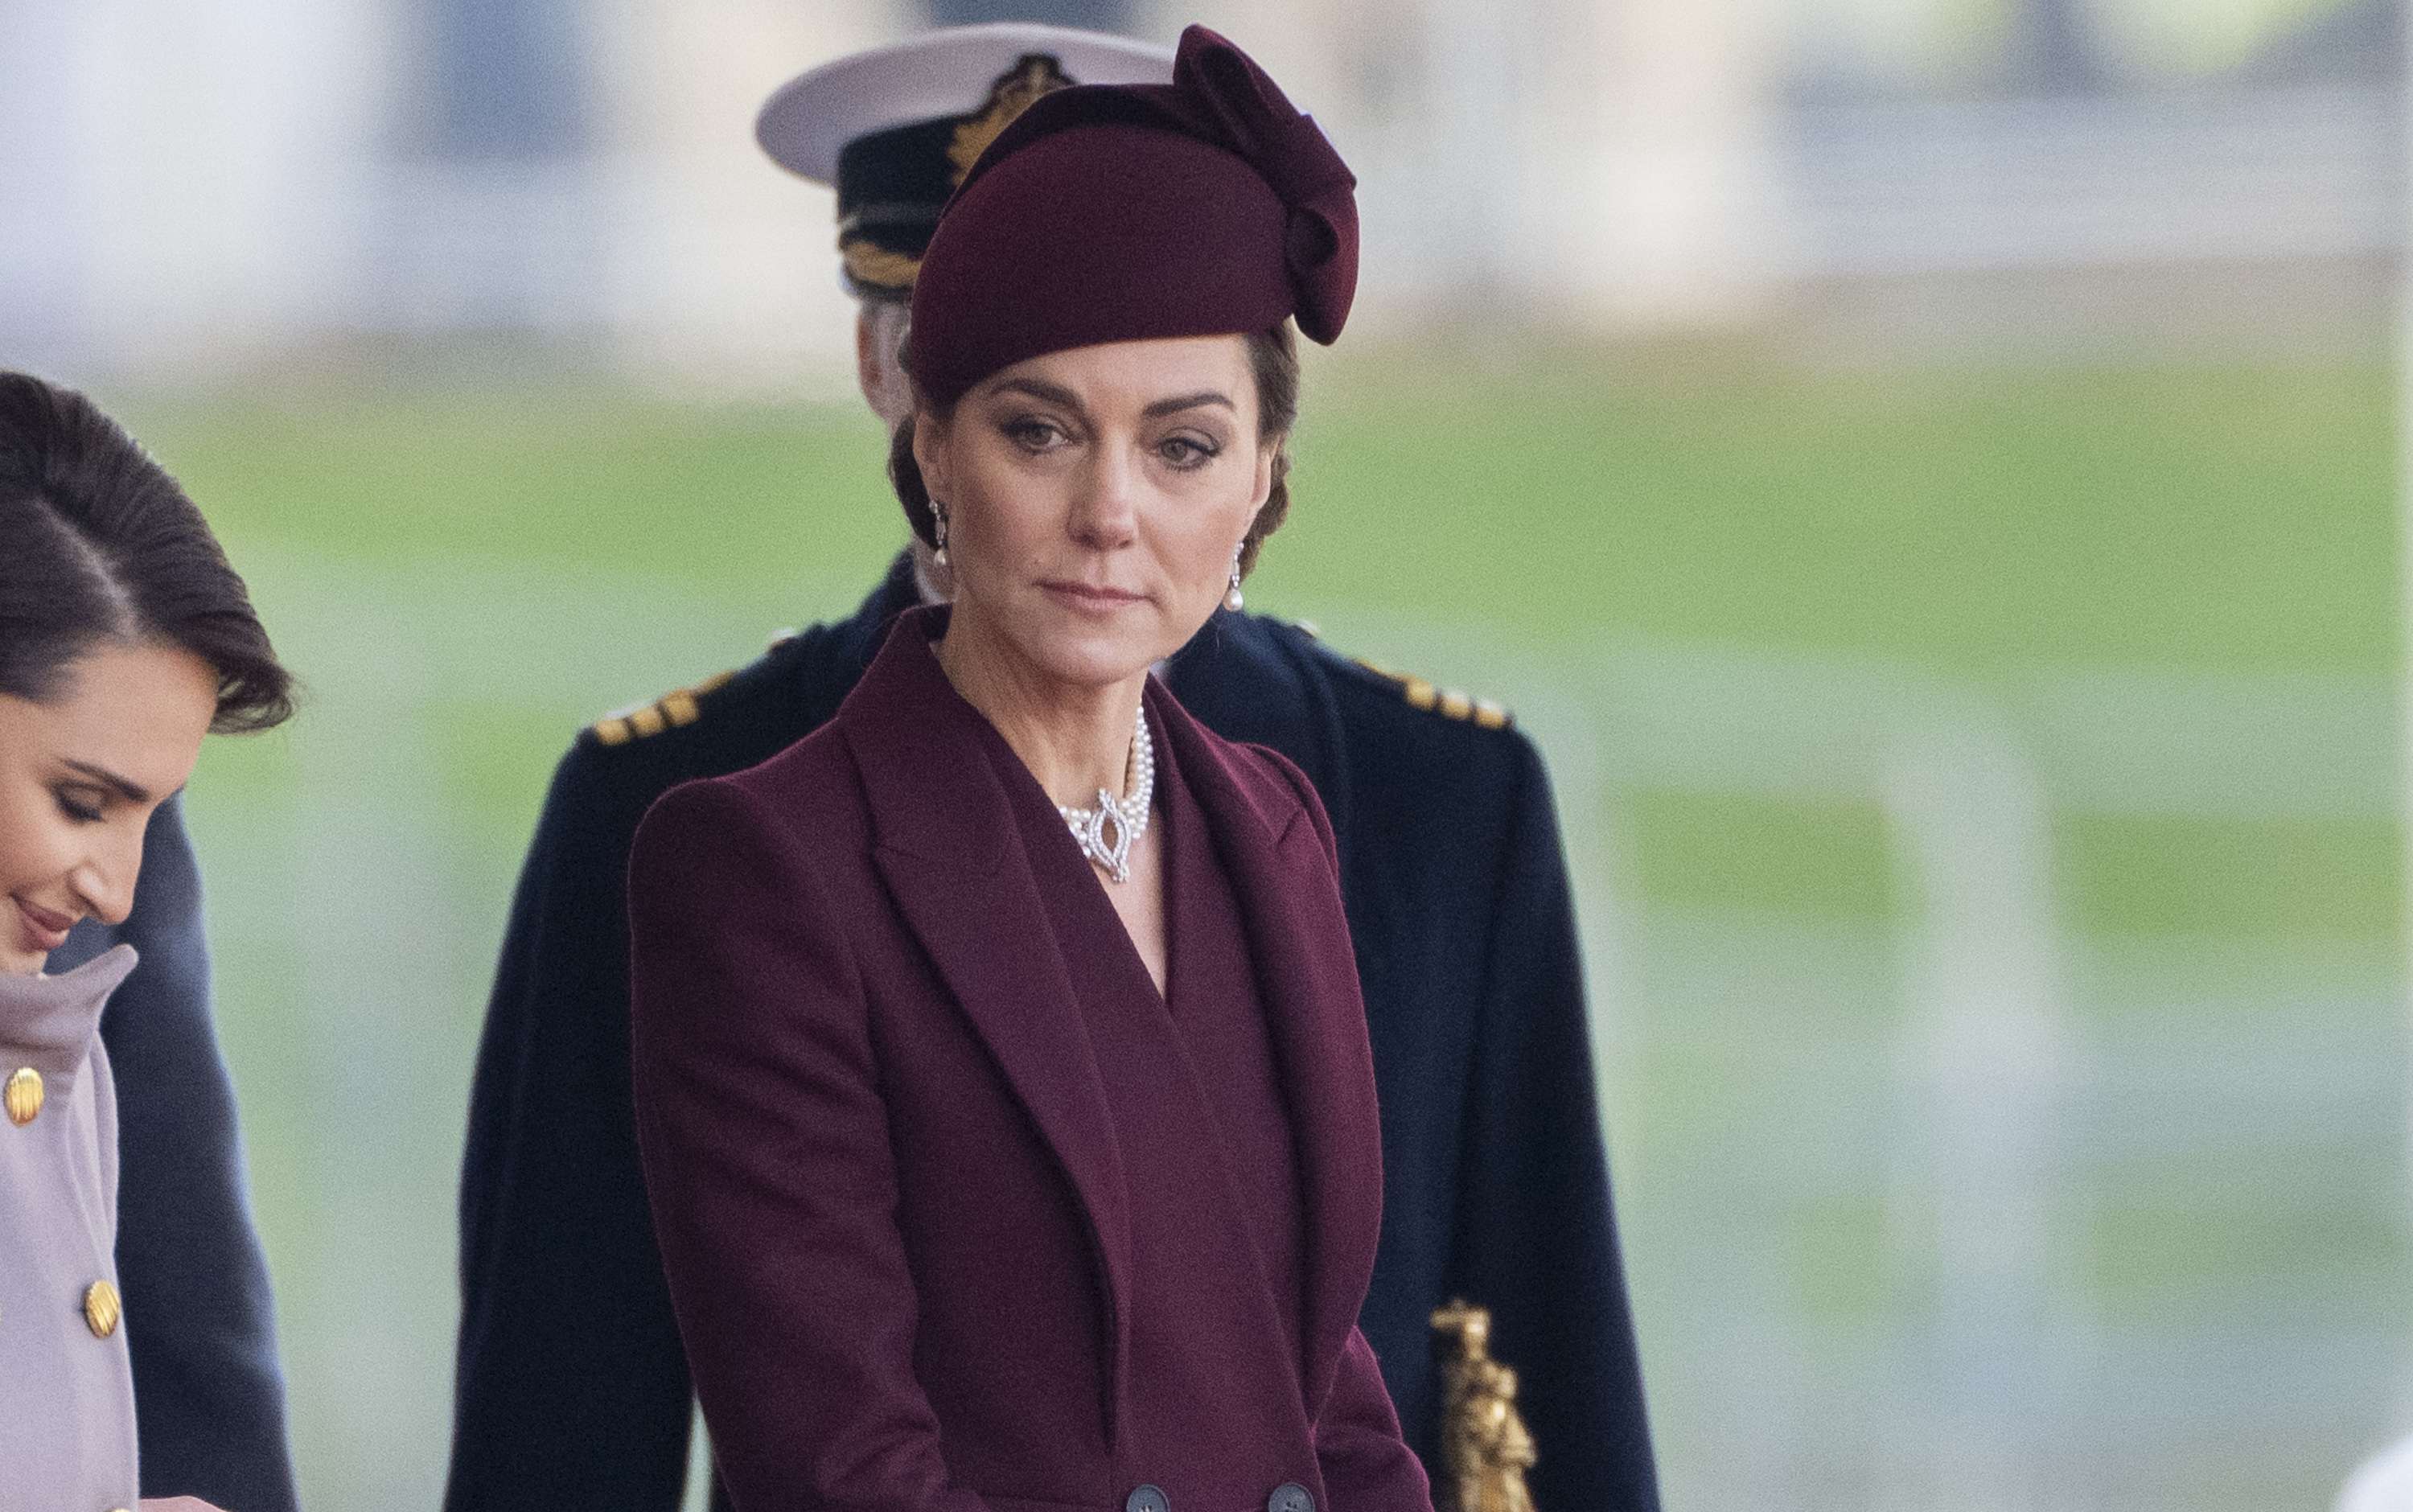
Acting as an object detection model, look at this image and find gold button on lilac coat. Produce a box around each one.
[6,1064,42,1124]
[0,945,142,1507]
[84,1278,123,1338]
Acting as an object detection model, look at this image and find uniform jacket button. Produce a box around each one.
[1127,1485,1170,1512]
[1269,1483,1313,1512]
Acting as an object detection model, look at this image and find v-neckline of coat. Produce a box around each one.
[1045,699,1183,1018]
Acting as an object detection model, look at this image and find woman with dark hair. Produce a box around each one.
[0,371,291,1510]
[626,27,1433,1512]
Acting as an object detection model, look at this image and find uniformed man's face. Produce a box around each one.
[914,335,1272,692]
[0,643,216,974]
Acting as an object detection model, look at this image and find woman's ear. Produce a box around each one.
[1249,438,1277,514]
[911,409,950,501]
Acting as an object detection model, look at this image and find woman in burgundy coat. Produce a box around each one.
[626,27,1433,1512]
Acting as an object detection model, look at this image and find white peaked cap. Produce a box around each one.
[757,23,1178,186]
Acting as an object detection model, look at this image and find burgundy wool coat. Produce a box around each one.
[626,607,1433,1512]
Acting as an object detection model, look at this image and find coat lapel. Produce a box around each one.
[836,610,1135,1407]
[1149,680,1386,1415]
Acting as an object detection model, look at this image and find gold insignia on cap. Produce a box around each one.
[589,669,737,747]
[5,1066,41,1126]
[841,240,923,292]
[84,1279,121,1338]
[948,53,1076,185]
[1355,659,1514,730]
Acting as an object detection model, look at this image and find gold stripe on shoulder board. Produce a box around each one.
[1352,658,1512,730]
[590,668,737,746]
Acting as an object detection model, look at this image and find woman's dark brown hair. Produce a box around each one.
[889,322,1300,581]
[0,372,294,732]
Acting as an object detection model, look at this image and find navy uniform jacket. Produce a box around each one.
[51,795,300,1512]
[446,553,1657,1512]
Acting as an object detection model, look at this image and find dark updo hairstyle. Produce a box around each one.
[888,319,1301,582]
[0,372,294,733]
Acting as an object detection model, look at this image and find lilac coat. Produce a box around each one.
[627,608,1431,1512]
[2,943,142,1510]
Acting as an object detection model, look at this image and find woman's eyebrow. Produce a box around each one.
[994,378,1084,413]
[1142,392,1235,418]
[64,759,150,804]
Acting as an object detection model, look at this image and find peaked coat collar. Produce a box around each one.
[833,606,1384,1424]
[1,945,136,1090]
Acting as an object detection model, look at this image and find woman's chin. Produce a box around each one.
[995,605,1195,689]
[1027,642,1161,691]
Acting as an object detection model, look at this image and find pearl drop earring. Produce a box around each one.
[931,503,950,569]
[1224,553,1245,613]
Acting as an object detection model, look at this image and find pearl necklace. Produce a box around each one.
[1058,707,1154,884]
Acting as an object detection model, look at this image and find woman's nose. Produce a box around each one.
[69,844,140,929]
[1069,451,1141,548]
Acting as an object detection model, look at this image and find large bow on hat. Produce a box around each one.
[1157,27,1358,343]
[951,25,1359,344]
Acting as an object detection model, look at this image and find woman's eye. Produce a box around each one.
[1159,435,1219,467]
[53,789,104,824]
[1003,418,1066,452]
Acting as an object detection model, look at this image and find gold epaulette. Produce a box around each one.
[588,669,737,747]
[1354,659,1513,730]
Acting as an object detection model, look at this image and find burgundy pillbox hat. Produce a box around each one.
[908,24,1358,406]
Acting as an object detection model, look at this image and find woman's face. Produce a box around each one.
[0,643,217,974]
[915,335,1274,691]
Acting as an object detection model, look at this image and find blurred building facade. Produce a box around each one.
[0,0,2399,385]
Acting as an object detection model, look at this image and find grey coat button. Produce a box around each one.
[1269,1483,1313,1512]
[1128,1485,1170,1512]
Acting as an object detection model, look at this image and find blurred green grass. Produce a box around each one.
[136,346,2397,669]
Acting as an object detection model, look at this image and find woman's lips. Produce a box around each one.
[13,898,74,955]
[1041,580,1145,610]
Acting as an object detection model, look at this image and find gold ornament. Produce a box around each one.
[5,1066,42,1125]
[948,54,1075,185]
[840,240,923,294]
[1432,1300,1538,1512]
[84,1279,121,1338]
